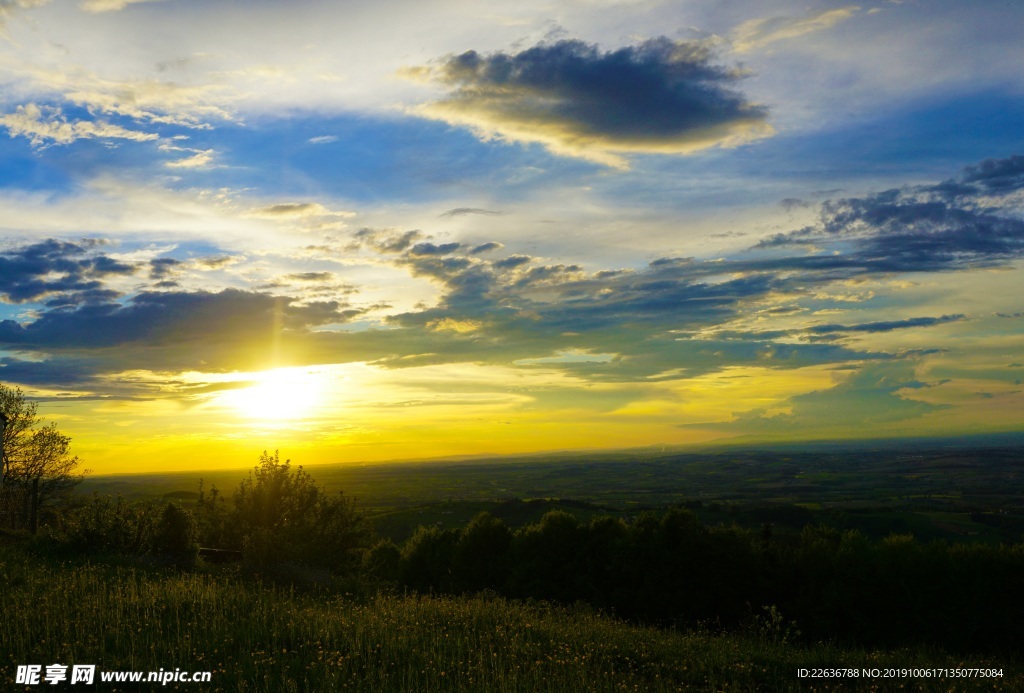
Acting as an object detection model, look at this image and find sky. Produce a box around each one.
[0,0,1022,473]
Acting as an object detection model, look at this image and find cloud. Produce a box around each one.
[284,272,334,282]
[0,239,136,303]
[805,314,966,335]
[352,228,425,253]
[732,6,861,53]
[0,355,97,387]
[411,37,772,168]
[249,202,354,220]
[0,103,159,147]
[439,207,505,218]
[0,0,48,28]
[780,197,811,211]
[160,145,215,169]
[959,154,1024,192]
[192,255,241,270]
[80,0,164,13]
[307,135,338,145]
[493,254,531,269]
[703,363,947,435]
[0,154,1017,399]
[0,288,364,352]
[22,63,233,130]
[756,155,1024,273]
[706,314,967,344]
[410,242,462,256]
[148,257,181,280]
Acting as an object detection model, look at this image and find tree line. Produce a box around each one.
[365,509,1024,654]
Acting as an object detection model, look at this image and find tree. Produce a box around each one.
[0,384,86,532]
[230,450,372,572]
[154,502,200,568]
[452,512,512,593]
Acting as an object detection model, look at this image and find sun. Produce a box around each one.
[220,367,325,421]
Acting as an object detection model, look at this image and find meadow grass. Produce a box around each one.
[0,546,1017,691]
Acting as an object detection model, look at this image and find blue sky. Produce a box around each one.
[0,0,1022,471]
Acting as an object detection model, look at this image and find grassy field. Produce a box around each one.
[1,544,1018,691]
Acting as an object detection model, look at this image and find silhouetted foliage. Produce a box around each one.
[227,450,372,573]
[363,539,401,583]
[195,479,231,549]
[0,384,85,532]
[48,495,160,554]
[511,510,584,603]
[452,512,512,593]
[387,507,1024,654]
[154,502,199,568]
[400,525,459,592]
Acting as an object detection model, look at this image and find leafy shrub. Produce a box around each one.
[400,525,458,592]
[47,495,160,554]
[153,502,199,568]
[363,539,401,583]
[231,451,372,573]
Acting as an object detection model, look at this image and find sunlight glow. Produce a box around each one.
[219,368,326,421]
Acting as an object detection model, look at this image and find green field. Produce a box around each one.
[1,544,1017,692]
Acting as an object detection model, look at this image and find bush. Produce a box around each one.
[363,539,401,583]
[231,451,373,573]
[47,495,160,555]
[452,512,512,593]
[153,502,199,568]
[400,525,458,592]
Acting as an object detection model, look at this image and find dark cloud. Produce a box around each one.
[704,315,966,346]
[439,207,505,218]
[285,272,335,282]
[755,156,1024,274]
[0,356,98,387]
[256,202,321,216]
[780,197,810,211]
[149,257,181,280]
[493,254,532,269]
[416,37,771,167]
[410,242,462,256]
[193,256,238,270]
[806,314,966,335]
[0,239,137,303]
[43,289,121,308]
[958,154,1024,192]
[0,288,365,351]
[352,228,425,253]
[470,242,504,254]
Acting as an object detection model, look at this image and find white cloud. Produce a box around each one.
[0,0,48,23]
[159,144,214,169]
[0,102,158,146]
[80,0,163,12]
[732,6,862,53]
[24,64,234,128]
